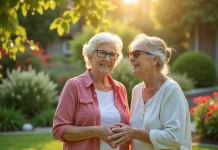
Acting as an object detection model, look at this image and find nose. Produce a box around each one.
[129,54,135,61]
[104,54,110,61]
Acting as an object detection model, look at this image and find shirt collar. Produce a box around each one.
[84,69,120,89]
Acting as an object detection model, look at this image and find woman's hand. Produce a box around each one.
[108,123,134,147]
[96,125,118,148]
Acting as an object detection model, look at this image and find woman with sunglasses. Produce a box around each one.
[108,33,192,150]
[52,32,130,150]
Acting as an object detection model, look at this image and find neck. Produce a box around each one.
[141,71,167,90]
[90,70,112,91]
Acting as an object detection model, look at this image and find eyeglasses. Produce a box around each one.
[128,50,152,58]
[95,50,119,60]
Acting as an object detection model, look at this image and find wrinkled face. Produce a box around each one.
[90,42,119,75]
[128,41,153,75]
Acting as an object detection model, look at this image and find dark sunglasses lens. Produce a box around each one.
[133,51,139,58]
[128,52,132,58]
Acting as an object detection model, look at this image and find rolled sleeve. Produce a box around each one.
[52,125,69,142]
[52,79,77,142]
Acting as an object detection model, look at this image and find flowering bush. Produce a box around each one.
[190,92,218,141]
[0,43,52,79]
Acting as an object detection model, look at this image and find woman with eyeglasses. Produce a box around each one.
[52,32,130,150]
[108,33,192,150]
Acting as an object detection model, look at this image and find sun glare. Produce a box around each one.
[124,0,139,4]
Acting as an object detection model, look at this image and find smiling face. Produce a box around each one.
[129,41,153,76]
[90,42,119,76]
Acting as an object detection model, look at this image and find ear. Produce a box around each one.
[88,56,92,61]
[152,56,159,65]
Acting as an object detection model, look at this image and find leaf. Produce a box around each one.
[21,3,28,17]
[43,1,50,10]
[16,26,26,37]
[50,1,56,10]
[72,12,80,23]
[10,53,16,60]
[62,21,70,33]
[57,25,64,36]
[49,18,61,30]
[15,37,22,45]
[36,6,43,15]
[30,44,39,51]
[18,45,25,53]
[11,47,18,54]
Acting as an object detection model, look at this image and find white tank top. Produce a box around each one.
[95,89,120,150]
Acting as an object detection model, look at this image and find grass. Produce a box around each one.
[0,133,218,150]
[0,134,62,150]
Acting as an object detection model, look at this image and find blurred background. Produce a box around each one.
[0,0,218,148]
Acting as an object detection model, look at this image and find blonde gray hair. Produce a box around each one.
[82,32,123,69]
[129,33,172,75]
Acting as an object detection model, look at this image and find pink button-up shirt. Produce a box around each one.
[52,70,130,150]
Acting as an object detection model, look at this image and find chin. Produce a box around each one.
[99,69,111,74]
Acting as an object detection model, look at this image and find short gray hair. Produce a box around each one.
[82,32,123,69]
[129,33,172,75]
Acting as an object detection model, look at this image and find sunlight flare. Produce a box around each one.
[124,0,139,4]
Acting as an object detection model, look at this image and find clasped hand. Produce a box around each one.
[107,123,133,148]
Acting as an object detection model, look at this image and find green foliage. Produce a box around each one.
[68,26,95,66]
[150,0,218,53]
[0,0,114,62]
[0,107,25,132]
[190,93,218,141]
[171,51,216,88]
[33,109,56,127]
[169,73,195,91]
[0,67,58,119]
[111,58,141,104]
[0,45,52,79]
[18,8,59,47]
[48,54,85,93]
[151,0,218,33]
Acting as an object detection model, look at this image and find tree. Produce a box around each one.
[151,0,218,39]
[0,0,114,78]
[18,7,60,48]
[0,0,114,60]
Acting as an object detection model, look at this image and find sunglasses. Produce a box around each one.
[128,50,152,58]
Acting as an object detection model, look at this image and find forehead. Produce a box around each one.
[132,41,146,51]
[96,42,118,52]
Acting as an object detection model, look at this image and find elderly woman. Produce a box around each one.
[52,32,130,150]
[108,33,192,150]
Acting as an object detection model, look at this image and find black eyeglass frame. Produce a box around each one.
[95,50,119,60]
[128,50,152,58]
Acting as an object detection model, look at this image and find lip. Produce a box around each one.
[100,64,111,67]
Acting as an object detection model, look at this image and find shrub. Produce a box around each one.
[171,51,216,88]
[111,58,141,104]
[48,55,85,93]
[0,107,26,132]
[0,67,58,119]
[0,44,52,79]
[190,92,218,141]
[33,109,56,127]
[169,73,195,91]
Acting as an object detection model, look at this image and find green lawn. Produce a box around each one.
[0,133,217,150]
